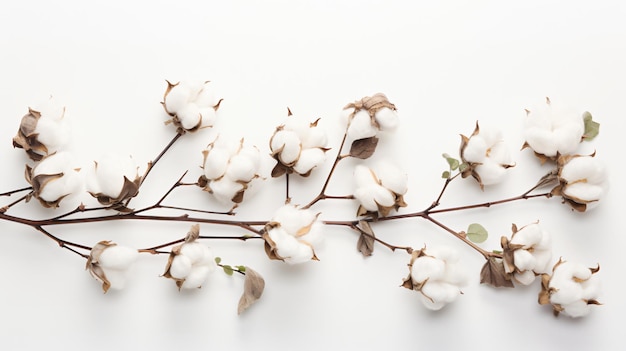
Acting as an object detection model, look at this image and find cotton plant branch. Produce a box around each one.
[1,86,607,318]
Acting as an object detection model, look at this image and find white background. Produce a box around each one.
[0,1,623,350]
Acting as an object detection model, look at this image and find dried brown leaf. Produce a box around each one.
[480,257,514,288]
[238,267,265,314]
[349,137,379,159]
[356,220,375,257]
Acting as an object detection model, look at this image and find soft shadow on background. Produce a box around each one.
[0,1,623,350]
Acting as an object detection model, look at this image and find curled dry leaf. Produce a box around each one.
[356,220,375,257]
[480,257,514,288]
[237,267,265,314]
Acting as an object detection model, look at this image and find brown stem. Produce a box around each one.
[422,215,500,259]
[34,226,91,258]
[1,192,32,213]
[303,130,349,209]
[1,186,33,197]
[349,223,413,254]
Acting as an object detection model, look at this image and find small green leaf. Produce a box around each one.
[442,170,451,179]
[237,265,247,273]
[459,162,469,173]
[492,249,503,254]
[467,223,488,243]
[582,111,600,141]
[215,257,222,264]
[442,153,459,170]
[223,265,234,276]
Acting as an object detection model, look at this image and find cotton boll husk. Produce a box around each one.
[375,163,408,195]
[209,178,243,203]
[293,148,325,175]
[411,256,445,283]
[348,111,377,140]
[38,171,82,203]
[164,85,191,113]
[374,107,398,131]
[177,103,202,130]
[181,265,211,289]
[226,153,258,182]
[271,130,301,165]
[98,245,138,270]
[169,255,193,280]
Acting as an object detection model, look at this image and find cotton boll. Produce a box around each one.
[198,107,217,127]
[164,84,191,113]
[348,111,377,140]
[209,178,244,203]
[181,265,211,289]
[169,255,193,280]
[301,126,327,149]
[372,186,395,207]
[271,130,301,165]
[474,161,507,185]
[203,147,230,180]
[226,153,258,182]
[194,84,217,107]
[282,116,311,140]
[514,271,536,285]
[103,269,129,290]
[354,165,376,188]
[411,256,445,283]
[374,107,399,131]
[180,242,207,264]
[34,117,69,151]
[376,163,408,195]
[98,245,138,270]
[293,148,325,175]
[463,137,488,162]
[177,103,202,130]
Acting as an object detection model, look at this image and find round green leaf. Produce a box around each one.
[467,223,488,243]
